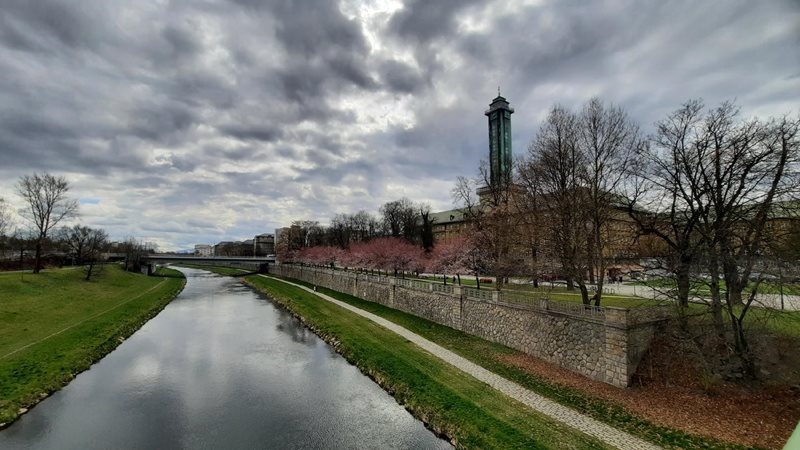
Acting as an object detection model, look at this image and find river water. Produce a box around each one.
[0,268,451,449]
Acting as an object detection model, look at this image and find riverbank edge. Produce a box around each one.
[250,274,752,450]
[240,276,461,446]
[0,267,186,429]
[241,275,617,450]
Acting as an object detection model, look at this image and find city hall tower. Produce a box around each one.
[485,91,514,187]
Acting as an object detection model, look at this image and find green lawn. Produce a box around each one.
[254,274,744,450]
[630,278,800,296]
[410,274,651,308]
[171,263,251,276]
[244,275,608,450]
[0,265,185,425]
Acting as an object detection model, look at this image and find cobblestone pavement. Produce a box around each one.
[261,275,661,450]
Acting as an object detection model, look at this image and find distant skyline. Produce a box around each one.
[1,0,798,251]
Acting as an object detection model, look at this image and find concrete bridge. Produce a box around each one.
[141,255,275,275]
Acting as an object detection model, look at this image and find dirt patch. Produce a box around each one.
[496,340,799,449]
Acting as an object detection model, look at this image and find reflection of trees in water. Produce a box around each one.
[275,308,315,346]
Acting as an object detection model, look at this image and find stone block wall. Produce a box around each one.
[271,265,665,387]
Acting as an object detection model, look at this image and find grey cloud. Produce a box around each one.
[0,0,104,52]
[378,59,426,94]
[388,0,481,44]
[218,124,283,142]
[0,0,796,250]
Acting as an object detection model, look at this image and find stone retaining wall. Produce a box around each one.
[271,265,667,387]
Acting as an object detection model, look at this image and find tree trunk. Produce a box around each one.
[33,240,43,274]
[578,282,590,305]
[675,258,691,308]
[708,252,725,335]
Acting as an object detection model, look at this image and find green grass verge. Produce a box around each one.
[674,302,800,338]
[257,274,747,450]
[244,275,609,450]
[171,263,252,276]
[0,265,185,426]
[630,278,800,296]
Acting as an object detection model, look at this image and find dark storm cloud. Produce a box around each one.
[0,0,105,52]
[218,124,283,143]
[378,59,426,94]
[0,0,796,250]
[388,0,482,44]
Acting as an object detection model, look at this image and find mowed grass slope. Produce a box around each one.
[244,275,607,450]
[262,275,742,450]
[172,263,251,276]
[0,265,185,425]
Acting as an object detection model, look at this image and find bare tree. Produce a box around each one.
[379,198,418,240]
[628,100,799,377]
[626,100,709,309]
[61,224,92,265]
[452,164,521,289]
[578,98,642,305]
[419,203,435,252]
[521,105,594,303]
[16,173,79,273]
[121,237,149,273]
[0,197,11,238]
[83,227,108,281]
[0,197,12,258]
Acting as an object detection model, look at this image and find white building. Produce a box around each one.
[194,244,213,257]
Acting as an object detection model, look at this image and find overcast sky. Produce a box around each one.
[1,0,798,251]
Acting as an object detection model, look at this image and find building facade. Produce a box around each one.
[194,244,213,257]
[254,233,275,256]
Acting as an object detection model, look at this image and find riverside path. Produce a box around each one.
[261,275,662,450]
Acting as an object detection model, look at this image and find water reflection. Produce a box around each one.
[0,268,451,450]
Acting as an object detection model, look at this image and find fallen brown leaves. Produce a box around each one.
[496,348,799,449]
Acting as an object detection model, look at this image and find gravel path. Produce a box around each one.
[261,275,661,450]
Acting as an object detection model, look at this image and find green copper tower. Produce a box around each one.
[485,92,514,187]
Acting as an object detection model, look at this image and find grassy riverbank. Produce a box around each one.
[252,274,756,450]
[171,263,252,276]
[243,275,607,449]
[0,265,185,427]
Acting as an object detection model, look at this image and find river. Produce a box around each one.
[0,268,451,449]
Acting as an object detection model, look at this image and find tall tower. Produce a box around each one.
[485,91,514,187]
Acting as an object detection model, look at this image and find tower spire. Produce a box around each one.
[485,93,514,188]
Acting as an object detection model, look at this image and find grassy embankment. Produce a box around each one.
[0,265,185,426]
[246,274,745,450]
[171,263,252,276]
[243,275,607,449]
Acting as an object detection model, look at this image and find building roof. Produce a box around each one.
[429,208,468,225]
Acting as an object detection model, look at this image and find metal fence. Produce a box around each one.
[464,288,493,301]
[498,290,606,318]
[362,274,389,284]
[431,283,455,294]
[289,265,616,319]
[396,278,431,291]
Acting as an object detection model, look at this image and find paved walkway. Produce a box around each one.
[260,275,660,450]
[610,284,800,311]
